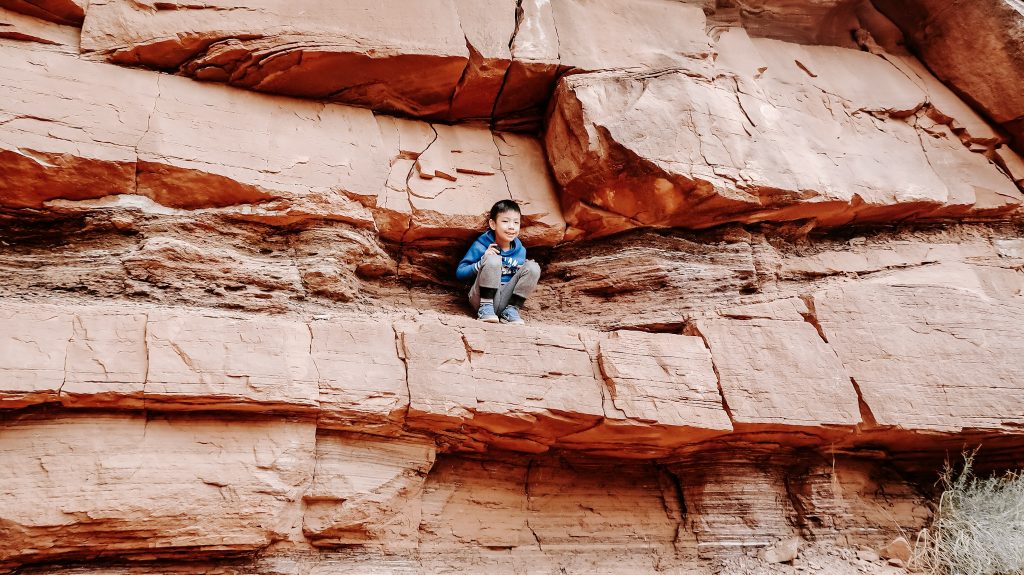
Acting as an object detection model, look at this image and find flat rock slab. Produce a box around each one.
[0,39,562,243]
[0,412,316,568]
[0,39,382,227]
[79,0,470,118]
[814,263,1024,432]
[0,304,735,453]
[398,316,607,453]
[3,290,1024,451]
[694,298,861,430]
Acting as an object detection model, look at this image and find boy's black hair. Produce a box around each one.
[489,199,521,221]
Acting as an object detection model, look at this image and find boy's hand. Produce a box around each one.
[485,243,500,257]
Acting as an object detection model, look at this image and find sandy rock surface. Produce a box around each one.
[547,30,1023,237]
[874,0,1024,153]
[0,0,85,25]
[2,0,1024,573]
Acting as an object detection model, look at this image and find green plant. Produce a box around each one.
[913,451,1024,575]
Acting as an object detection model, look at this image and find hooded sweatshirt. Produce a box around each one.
[455,229,527,284]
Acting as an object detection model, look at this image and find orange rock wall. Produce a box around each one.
[2,1,1024,573]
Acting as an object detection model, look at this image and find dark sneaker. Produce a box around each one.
[477,301,499,323]
[499,305,526,325]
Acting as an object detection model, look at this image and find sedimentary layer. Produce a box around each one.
[2,1,1024,573]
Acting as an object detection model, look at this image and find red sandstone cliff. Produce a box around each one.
[1,1,1023,573]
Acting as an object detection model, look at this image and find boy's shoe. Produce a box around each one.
[477,301,499,323]
[499,305,526,325]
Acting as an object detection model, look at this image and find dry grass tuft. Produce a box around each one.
[912,451,1024,575]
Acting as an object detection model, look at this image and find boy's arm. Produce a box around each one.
[455,241,486,281]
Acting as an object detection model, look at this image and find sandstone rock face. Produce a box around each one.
[3,0,1024,573]
[0,413,316,567]
[815,265,1024,432]
[77,0,713,127]
[0,6,79,45]
[375,117,565,245]
[873,0,1024,152]
[0,38,563,245]
[694,298,860,431]
[547,30,1023,238]
[0,0,85,26]
[303,434,435,548]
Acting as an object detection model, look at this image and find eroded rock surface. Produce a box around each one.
[76,0,715,127]
[0,0,85,26]
[0,38,563,246]
[873,0,1024,153]
[547,30,1024,238]
[2,0,1024,573]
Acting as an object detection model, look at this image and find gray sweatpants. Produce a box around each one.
[467,253,541,313]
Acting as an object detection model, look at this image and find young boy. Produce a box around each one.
[456,200,541,325]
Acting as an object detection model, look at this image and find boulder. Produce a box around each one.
[873,0,1024,153]
[546,31,1023,238]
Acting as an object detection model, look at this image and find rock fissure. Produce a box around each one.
[524,458,544,552]
[849,377,879,431]
[684,322,735,425]
[797,294,828,344]
[488,0,525,126]
[392,323,412,426]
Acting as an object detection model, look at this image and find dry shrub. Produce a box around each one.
[913,451,1024,575]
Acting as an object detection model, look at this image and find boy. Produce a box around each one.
[456,200,541,325]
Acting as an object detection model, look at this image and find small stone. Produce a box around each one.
[887,558,906,568]
[880,536,912,563]
[856,546,880,562]
[759,537,800,563]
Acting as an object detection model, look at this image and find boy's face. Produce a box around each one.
[488,210,521,247]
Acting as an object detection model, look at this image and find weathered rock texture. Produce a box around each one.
[0,39,564,247]
[0,0,84,26]
[547,29,1024,238]
[75,0,716,128]
[2,0,1024,573]
[873,0,1024,153]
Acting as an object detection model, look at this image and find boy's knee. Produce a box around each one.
[522,260,541,277]
[481,252,502,267]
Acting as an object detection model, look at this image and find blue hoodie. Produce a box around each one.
[456,229,527,284]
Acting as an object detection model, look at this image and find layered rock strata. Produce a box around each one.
[2,0,1024,573]
[75,0,712,127]
[0,39,565,248]
[873,0,1024,153]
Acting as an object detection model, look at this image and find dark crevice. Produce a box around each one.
[849,377,879,429]
[392,324,412,427]
[524,458,544,551]
[798,294,828,343]
[489,0,525,128]
[684,321,736,425]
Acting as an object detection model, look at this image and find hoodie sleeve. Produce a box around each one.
[455,236,488,282]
